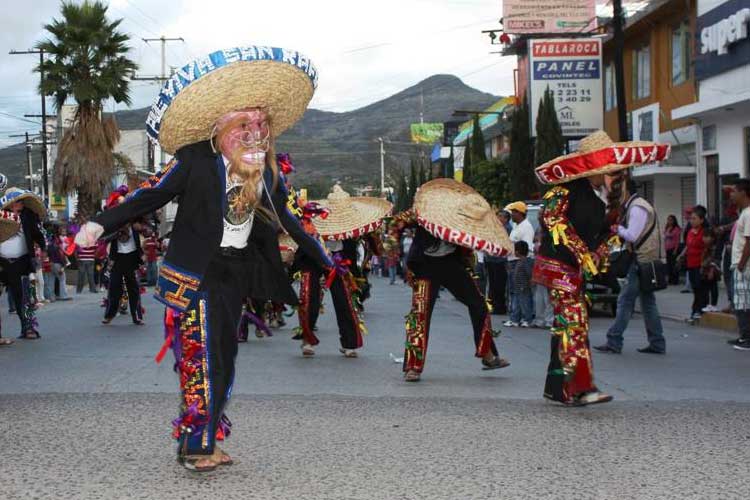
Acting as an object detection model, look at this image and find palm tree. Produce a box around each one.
[36,1,137,217]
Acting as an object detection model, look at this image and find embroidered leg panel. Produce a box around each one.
[297,270,320,346]
[549,288,596,402]
[403,279,432,373]
[172,298,214,455]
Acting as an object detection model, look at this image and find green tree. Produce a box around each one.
[36,1,138,216]
[471,158,510,208]
[394,169,410,212]
[445,148,454,179]
[462,140,473,186]
[535,87,565,167]
[507,96,537,200]
[470,114,486,164]
[407,159,418,206]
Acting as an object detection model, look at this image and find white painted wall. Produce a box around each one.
[115,130,149,169]
[702,111,750,176]
[652,175,686,230]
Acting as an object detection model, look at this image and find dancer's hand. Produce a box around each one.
[75,222,104,247]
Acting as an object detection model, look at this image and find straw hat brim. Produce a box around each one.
[0,216,20,242]
[159,60,314,154]
[313,197,393,241]
[535,141,672,185]
[1,190,46,218]
[414,179,512,257]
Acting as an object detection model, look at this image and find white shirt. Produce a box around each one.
[402,236,413,255]
[220,156,259,249]
[0,226,27,259]
[118,230,136,254]
[476,251,485,264]
[508,218,535,261]
[732,207,750,267]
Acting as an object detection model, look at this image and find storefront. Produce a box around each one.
[673,0,750,223]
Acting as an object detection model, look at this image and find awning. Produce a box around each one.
[453,96,516,146]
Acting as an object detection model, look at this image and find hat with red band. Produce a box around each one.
[535,131,671,185]
[414,178,512,257]
[313,185,392,241]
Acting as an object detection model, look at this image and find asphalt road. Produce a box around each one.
[1,278,748,499]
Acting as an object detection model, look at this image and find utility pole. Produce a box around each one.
[9,49,49,201]
[612,0,629,141]
[133,36,184,170]
[25,132,33,191]
[419,88,424,124]
[378,137,385,195]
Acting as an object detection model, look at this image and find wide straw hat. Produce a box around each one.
[1,187,46,218]
[0,211,21,242]
[278,233,298,264]
[535,130,671,185]
[313,185,393,241]
[145,46,318,154]
[414,178,512,257]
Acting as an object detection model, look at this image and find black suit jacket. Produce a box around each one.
[20,208,46,253]
[94,140,331,311]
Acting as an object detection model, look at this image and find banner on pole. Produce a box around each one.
[410,123,444,144]
[503,0,597,34]
[528,38,603,137]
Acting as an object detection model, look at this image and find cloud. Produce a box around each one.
[0,0,516,145]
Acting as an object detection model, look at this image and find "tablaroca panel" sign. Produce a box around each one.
[529,38,603,138]
[503,0,596,34]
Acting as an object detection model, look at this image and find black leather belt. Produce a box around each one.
[219,246,248,258]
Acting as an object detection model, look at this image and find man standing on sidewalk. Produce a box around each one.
[728,179,750,351]
[595,178,666,355]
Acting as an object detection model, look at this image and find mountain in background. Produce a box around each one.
[0,75,498,189]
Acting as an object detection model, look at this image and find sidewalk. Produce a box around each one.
[635,283,736,331]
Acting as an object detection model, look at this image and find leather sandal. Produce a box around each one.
[178,454,218,472]
[212,447,233,466]
[404,370,421,382]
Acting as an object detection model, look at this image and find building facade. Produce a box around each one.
[674,0,750,223]
[603,0,699,227]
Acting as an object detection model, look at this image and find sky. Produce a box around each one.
[0,0,619,147]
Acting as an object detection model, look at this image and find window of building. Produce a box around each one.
[633,43,651,100]
[703,125,717,151]
[604,63,616,111]
[638,111,654,141]
[671,20,691,86]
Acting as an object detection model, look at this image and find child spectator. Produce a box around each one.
[700,229,721,313]
[509,240,534,328]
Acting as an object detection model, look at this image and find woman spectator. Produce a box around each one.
[679,209,707,321]
[664,215,681,285]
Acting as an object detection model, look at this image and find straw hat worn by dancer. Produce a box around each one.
[533,131,670,406]
[0,186,47,341]
[294,185,392,357]
[401,179,512,382]
[76,46,332,472]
